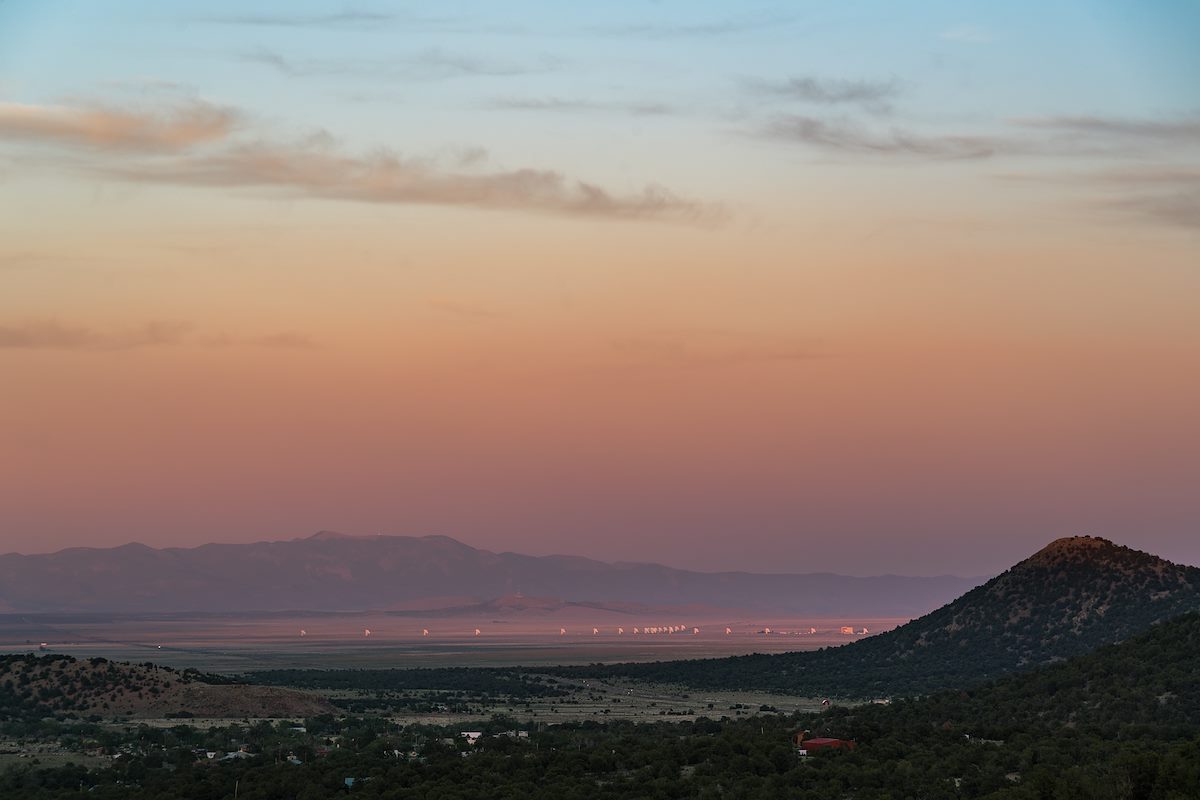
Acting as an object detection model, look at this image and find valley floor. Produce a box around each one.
[0,612,905,672]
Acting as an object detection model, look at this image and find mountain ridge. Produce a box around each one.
[0,532,981,616]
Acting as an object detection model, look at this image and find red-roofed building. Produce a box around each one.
[793,733,856,752]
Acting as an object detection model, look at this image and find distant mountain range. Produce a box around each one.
[0,532,980,616]
[562,536,1200,695]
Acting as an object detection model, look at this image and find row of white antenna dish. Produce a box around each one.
[296,625,865,637]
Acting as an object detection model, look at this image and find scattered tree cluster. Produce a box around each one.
[1,613,1199,798]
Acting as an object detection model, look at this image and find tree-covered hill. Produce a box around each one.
[0,654,333,721]
[829,611,1200,742]
[554,537,1200,696]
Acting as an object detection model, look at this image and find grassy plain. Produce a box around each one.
[0,611,890,731]
[0,612,905,674]
[127,675,833,729]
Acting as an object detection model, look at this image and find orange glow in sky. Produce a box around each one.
[1,3,1198,575]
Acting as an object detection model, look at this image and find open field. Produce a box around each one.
[0,612,906,673]
[0,610,891,735]
[356,675,835,725]
[129,676,836,729]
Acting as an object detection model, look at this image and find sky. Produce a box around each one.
[1,1,1198,577]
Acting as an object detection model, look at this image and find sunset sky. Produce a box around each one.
[1,1,1198,576]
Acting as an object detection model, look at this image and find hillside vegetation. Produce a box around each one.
[555,537,1200,696]
[3,614,1199,798]
[831,611,1200,740]
[0,655,333,721]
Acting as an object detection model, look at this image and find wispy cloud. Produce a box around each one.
[0,321,318,351]
[762,111,1200,163]
[0,99,236,151]
[764,115,1002,160]
[0,321,191,350]
[1013,115,1200,145]
[198,9,529,37]
[239,47,558,81]
[454,146,489,167]
[993,116,1200,228]
[489,96,676,116]
[1086,167,1200,229]
[198,9,397,28]
[0,98,718,224]
[1086,166,1200,186]
[1003,166,1200,230]
[1110,191,1200,229]
[589,11,794,39]
[745,76,899,113]
[97,77,195,94]
[101,143,720,222]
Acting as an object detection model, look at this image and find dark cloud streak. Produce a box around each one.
[1014,115,1200,143]
[1081,167,1200,230]
[197,10,397,28]
[239,47,559,81]
[1111,191,1200,229]
[489,96,676,116]
[746,76,899,112]
[589,11,795,39]
[764,115,1002,160]
[0,321,191,350]
[762,111,1200,163]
